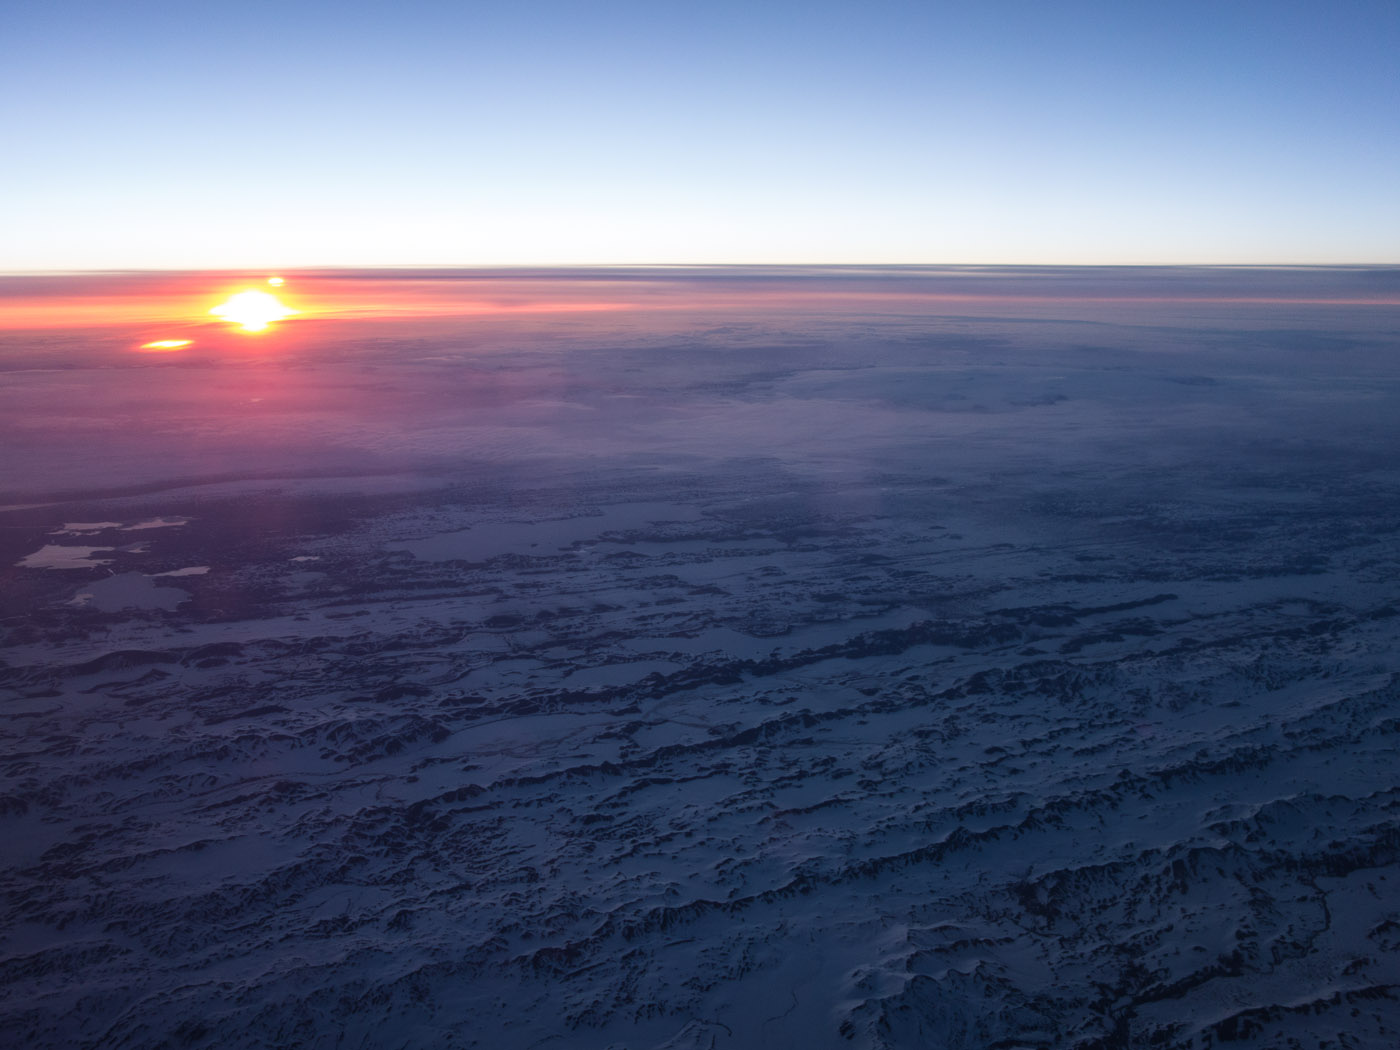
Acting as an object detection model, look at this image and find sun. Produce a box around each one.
[210,289,297,332]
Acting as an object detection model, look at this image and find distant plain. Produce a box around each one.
[3,267,1400,1048]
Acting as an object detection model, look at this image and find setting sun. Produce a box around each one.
[210,289,297,332]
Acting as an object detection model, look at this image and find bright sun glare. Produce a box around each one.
[210,289,297,332]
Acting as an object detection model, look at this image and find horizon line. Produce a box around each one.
[5,261,1400,279]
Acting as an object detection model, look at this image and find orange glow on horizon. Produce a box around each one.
[1,271,1396,334]
[138,339,193,352]
[210,289,298,332]
[267,276,284,286]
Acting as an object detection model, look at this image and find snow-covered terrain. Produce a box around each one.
[3,268,1399,1047]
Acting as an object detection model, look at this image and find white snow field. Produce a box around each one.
[3,267,1400,1048]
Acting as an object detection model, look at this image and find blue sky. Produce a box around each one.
[4,0,1398,269]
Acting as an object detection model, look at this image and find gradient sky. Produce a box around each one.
[5,0,1398,269]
